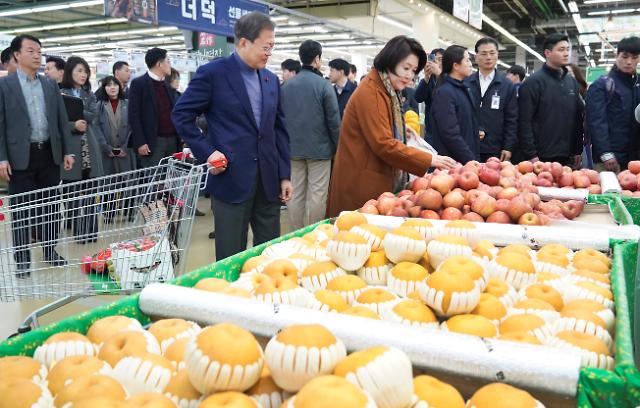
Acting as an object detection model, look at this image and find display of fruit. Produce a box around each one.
[80,249,112,274]
[360,163,589,225]
[618,164,640,197]
[231,221,616,373]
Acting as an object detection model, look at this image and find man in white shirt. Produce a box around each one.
[465,37,518,162]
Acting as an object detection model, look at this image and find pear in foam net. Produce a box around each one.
[326,231,372,271]
[382,227,427,264]
[0,377,52,408]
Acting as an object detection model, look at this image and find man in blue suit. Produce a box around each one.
[172,12,292,260]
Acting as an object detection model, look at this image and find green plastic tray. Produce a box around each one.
[0,220,638,407]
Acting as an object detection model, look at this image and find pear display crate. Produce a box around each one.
[0,219,638,408]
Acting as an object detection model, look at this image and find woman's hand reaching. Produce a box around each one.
[431,154,457,170]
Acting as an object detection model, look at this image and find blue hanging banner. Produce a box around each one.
[157,0,269,37]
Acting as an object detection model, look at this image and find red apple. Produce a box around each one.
[419,209,440,219]
[618,173,637,191]
[458,171,480,190]
[558,172,574,188]
[462,212,485,222]
[417,189,443,210]
[397,189,413,197]
[507,196,533,222]
[441,207,463,220]
[471,195,497,218]
[561,200,585,220]
[360,204,379,215]
[629,161,640,175]
[496,198,510,213]
[533,162,546,174]
[535,178,553,187]
[443,191,465,210]
[500,167,517,178]
[497,187,519,200]
[363,199,378,208]
[388,207,408,217]
[588,185,602,195]
[520,173,538,184]
[535,212,551,225]
[518,212,540,226]
[622,190,634,197]
[408,206,422,218]
[430,174,455,196]
[410,177,430,192]
[584,169,600,184]
[523,192,541,210]
[465,190,486,206]
[478,167,500,186]
[487,211,511,224]
[402,200,414,210]
[550,162,563,181]
[573,172,592,188]
[486,159,501,171]
[633,191,640,198]
[378,192,395,200]
[517,161,534,174]
[377,197,396,214]
[538,172,554,183]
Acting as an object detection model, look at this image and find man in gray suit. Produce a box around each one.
[0,34,75,277]
[281,40,340,230]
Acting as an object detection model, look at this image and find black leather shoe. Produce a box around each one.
[208,231,215,239]
[44,251,67,266]
[195,209,205,217]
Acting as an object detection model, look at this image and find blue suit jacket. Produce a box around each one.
[171,55,291,204]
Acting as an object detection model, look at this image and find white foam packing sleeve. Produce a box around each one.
[599,172,622,194]
[139,284,581,397]
[356,213,611,250]
[536,187,588,202]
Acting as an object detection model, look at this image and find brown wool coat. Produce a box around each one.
[327,69,433,217]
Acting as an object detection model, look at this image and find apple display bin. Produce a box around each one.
[0,220,638,408]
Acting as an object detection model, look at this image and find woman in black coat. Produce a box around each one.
[430,45,479,164]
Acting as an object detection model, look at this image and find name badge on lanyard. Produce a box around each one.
[491,93,500,110]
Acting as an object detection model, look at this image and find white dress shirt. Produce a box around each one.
[479,70,495,97]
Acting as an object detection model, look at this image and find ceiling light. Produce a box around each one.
[587,10,611,15]
[271,16,289,22]
[0,18,128,34]
[482,14,545,61]
[0,0,102,17]
[611,8,636,13]
[376,15,412,32]
[567,1,579,13]
[584,0,620,3]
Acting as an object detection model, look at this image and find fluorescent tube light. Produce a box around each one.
[376,15,413,32]
[482,14,545,61]
[0,0,102,17]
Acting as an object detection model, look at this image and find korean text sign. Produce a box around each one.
[157,0,268,37]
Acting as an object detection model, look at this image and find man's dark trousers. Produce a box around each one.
[212,170,280,261]
[9,142,61,266]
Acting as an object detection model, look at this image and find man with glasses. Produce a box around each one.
[466,37,518,162]
[0,35,75,276]
[586,36,640,173]
[129,47,180,167]
[172,12,292,260]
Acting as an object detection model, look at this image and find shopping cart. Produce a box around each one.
[0,154,210,334]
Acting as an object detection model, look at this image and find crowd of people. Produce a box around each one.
[1,11,639,269]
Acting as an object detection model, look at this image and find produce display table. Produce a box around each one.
[0,219,638,408]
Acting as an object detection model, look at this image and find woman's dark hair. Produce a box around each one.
[437,45,468,87]
[61,56,91,91]
[568,63,587,97]
[97,75,124,101]
[373,35,427,75]
[168,67,180,82]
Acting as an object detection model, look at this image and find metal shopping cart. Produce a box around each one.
[0,154,209,334]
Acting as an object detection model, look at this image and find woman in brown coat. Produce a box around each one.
[327,36,457,217]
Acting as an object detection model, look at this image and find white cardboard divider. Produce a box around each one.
[354,213,612,250]
[536,187,589,202]
[600,172,622,194]
[139,284,582,396]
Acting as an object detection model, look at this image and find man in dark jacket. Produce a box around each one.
[129,48,180,168]
[518,33,584,166]
[586,36,640,172]
[328,58,356,118]
[281,40,340,231]
[415,48,444,141]
[466,37,518,162]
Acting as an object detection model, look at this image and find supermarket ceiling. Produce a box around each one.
[1,0,639,67]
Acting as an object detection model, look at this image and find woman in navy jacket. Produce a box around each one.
[430,45,479,164]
